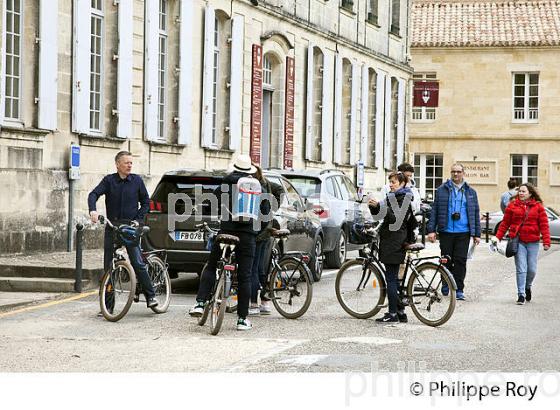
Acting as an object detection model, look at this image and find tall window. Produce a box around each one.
[390,0,400,35]
[90,1,104,131]
[367,0,379,25]
[341,0,354,12]
[4,0,23,121]
[511,154,538,186]
[513,73,539,122]
[157,0,168,140]
[341,58,352,165]
[414,154,444,201]
[412,73,437,121]
[312,48,324,161]
[368,68,377,167]
[211,18,219,145]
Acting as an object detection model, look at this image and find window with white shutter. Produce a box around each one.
[3,0,24,122]
[116,0,133,139]
[38,0,58,130]
[90,2,104,132]
[157,0,168,140]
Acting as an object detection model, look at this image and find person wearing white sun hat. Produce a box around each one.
[189,154,262,331]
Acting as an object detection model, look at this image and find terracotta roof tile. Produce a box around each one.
[412,1,560,47]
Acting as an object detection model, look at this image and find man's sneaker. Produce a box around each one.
[237,317,252,331]
[147,297,159,308]
[259,302,272,315]
[456,290,465,300]
[189,301,205,317]
[525,288,532,302]
[375,312,398,324]
[517,295,525,305]
[397,311,408,323]
[441,284,449,296]
[248,306,260,316]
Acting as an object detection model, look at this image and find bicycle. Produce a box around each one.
[195,223,240,335]
[335,222,457,327]
[98,216,171,322]
[266,228,313,319]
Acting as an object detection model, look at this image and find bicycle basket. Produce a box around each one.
[117,225,141,247]
[349,223,372,245]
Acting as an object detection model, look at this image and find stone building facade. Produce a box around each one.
[409,0,560,212]
[0,0,413,254]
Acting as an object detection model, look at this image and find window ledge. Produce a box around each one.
[389,31,402,40]
[340,7,356,17]
[410,120,436,124]
[149,141,185,155]
[204,147,235,160]
[0,126,50,141]
[78,134,127,149]
[365,20,381,29]
[511,120,539,125]
[305,159,325,166]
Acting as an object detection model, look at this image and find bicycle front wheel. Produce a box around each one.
[335,259,385,319]
[269,257,313,319]
[407,262,456,327]
[209,272,227,335]
[99,260,136,322]
[147,255,171,314]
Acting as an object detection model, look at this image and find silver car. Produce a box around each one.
[275,169,373,268]
[481,206,560,240]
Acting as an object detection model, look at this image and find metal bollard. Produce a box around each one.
[485,212,490,243]
[75,223,84,293]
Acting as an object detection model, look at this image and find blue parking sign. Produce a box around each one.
[71,145,80,167]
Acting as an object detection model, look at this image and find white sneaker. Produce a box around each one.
[248,306,260,316]
[188,302,205,317]
[259,303,272,315]
[237,318,252,331]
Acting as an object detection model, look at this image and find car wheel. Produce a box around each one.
[325,229,347,269]
[311,236,324,282]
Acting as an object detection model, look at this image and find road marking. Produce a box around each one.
[277,355,327,366]
[226,338,308,372]
[330,336,403,345]
[322,269,338,278]
[0,290,97,319]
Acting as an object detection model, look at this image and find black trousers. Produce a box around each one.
[197,231,256,319]
[439,232,470,292]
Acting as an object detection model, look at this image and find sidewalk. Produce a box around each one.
[0,249,103,295]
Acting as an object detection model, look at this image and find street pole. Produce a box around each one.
[75,223,84,293]
[68,177,74,252]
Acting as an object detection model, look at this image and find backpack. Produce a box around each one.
[231,175,262,223]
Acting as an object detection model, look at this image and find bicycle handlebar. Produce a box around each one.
[195,221,218,234]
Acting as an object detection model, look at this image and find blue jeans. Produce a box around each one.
[251,241,268,304]
[104,228,155,299]
[514,241,539,296]
[384,264,400,314]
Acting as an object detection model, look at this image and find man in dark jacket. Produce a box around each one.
[427,163,481,300]
[88,151,158,309]
[189,154,261,331]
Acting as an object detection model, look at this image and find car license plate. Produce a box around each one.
[175,231,204,242]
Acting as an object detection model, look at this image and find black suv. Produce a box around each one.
[143,169,325,281]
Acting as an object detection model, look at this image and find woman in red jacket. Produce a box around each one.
[494,183,550,305]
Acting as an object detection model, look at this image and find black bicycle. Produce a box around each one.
[98,216,171,322]
[335,222,457,327]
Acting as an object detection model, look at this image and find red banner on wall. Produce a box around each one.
[250,45,263,165]
[413,81,439,107]
[284,56,295,169]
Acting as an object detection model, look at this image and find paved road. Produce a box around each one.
[1,243,559,372]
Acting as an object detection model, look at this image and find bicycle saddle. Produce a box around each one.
[404,243,425,252]
[216,234,240,245]
[270,229,290,238]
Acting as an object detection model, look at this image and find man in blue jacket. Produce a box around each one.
[88,151,158,309]
[427,163,481,300]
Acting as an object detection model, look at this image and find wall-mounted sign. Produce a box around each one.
[460,161,497,185]
[250,44,263,165]
[69,144,80,180]
[550,161,560,186]
[413,81,439,107]
[284,56,295,169]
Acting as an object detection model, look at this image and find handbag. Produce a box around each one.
[505,206,530,258]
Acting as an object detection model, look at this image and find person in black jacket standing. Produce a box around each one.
[369,172,416,324]
[88,150,158,309]
[189,154,261,331]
